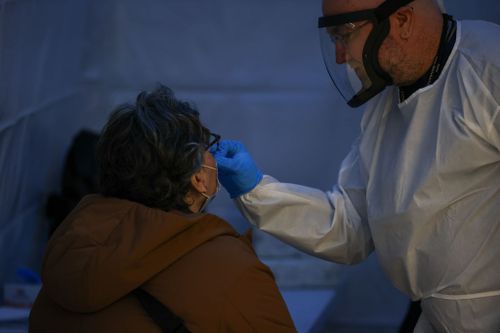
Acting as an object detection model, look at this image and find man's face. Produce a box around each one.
[322,0,384,88]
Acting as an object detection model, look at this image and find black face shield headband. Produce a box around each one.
[318,0,415,107]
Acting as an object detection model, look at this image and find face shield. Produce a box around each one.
[318,0,415,107]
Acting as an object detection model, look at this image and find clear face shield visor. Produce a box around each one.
[318,21,373,107]
[318,0,415,107]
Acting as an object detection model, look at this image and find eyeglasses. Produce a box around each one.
[328,20,370,45]
[207,133,221,151]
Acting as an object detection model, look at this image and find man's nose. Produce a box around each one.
[335,42,347,64]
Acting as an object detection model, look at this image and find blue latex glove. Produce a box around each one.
[210,140,263,198]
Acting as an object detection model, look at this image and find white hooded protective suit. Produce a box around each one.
[236,20,500,333]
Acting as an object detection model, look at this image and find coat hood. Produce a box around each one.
[41,194,236,313]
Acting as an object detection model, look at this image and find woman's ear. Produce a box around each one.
[190,169,208,194]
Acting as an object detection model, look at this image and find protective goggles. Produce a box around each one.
[318,0,415,107]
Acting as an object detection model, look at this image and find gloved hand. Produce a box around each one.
[210,140,263,198]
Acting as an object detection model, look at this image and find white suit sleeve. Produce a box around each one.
[236,141,374,264]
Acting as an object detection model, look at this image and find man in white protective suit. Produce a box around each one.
[211,0,500,331]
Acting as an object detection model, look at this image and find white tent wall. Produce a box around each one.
[0,0,91,288]
[0,0,498,328]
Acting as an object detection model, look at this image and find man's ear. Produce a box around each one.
[394,6,414,40]
[190,169,208,194]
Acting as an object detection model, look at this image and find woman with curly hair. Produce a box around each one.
[29,85,296,333]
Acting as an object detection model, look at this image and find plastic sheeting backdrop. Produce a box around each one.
[0,0,499,294]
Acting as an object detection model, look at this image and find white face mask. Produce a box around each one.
[198,164,220,212]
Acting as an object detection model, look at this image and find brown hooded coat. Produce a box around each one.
[29,195,297,332]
